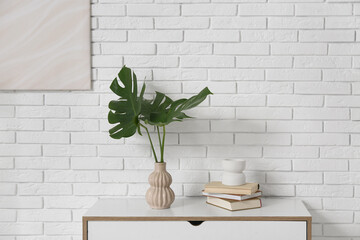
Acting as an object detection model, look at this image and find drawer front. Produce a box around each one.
[88,221,307,240]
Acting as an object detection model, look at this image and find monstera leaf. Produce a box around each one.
[140,87,213,126]
[108,66,213,139]
[108,66,145,139]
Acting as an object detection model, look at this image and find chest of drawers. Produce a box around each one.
[83,198,311,240]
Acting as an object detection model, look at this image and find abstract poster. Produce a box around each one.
[0,0,91,90]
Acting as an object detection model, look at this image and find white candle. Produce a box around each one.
[222,159,246,186]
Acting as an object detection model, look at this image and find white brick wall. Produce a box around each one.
[0,0,359,239]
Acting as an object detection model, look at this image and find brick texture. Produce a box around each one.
[0,0,359,238]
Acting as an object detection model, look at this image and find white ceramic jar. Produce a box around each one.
[222,159,246,186]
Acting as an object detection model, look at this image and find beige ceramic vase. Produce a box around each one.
[146,162,175,209]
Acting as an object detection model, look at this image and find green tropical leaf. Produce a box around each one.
[140,87,213,126]
[108,66,144,139]
[108,66,212,138]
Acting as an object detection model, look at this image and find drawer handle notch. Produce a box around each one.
[188,221,204,226]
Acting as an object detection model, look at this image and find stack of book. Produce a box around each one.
[203,181,261,211]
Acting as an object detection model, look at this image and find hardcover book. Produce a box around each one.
[204,182,259,195]
[202,191,262,201]
[206,197,262,211]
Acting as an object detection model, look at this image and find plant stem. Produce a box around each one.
[161,125,166,163]
[140,123,158,162]
[156,126,162,149]
[156,126,163,163]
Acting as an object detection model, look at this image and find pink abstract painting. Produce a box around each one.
[0,0,91,90]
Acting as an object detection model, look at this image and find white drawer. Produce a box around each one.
[88,220,307,240]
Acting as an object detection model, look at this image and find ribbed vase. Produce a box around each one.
[146,162,175,209]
